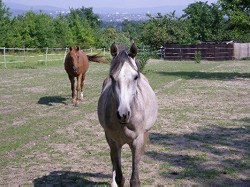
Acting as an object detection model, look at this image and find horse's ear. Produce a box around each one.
[69,47,72,51]
[110,42,117,57]
[76,46,80,51]
[129,43,137,58]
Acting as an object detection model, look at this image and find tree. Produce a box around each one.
[53,15,75,47]
[67,13,95,48]
[121,20,143,47]
[0,0,11,46]
[68,7,101,29]
[15,11,56,48]
[218,0,250,41]
[182,1,228,42]
[141,12,190,49]
[95,27,130,49]
[5,17,23,47]
[66,7,100,48]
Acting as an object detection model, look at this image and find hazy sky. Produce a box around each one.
[4,0,218,9]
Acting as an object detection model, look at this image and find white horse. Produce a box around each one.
[98,43,158,187]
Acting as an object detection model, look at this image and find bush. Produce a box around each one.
[137,51,158,72]
[195,51,202,63]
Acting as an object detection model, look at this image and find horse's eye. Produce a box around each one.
[134,75,139,80]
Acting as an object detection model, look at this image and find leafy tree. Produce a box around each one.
[68,7,101,29]
[16,11,56,48]
[33,13,56,48]
[5,17,23,47]
[121,20,143,46]
[218,0,250,41]
[0,0,11,46]
[67,13,95,48]
[53,15,75,47]
[141,12,190,49]
[182,1,228,42]
[95,27,130,49]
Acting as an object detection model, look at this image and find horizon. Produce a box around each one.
[3,0,218,9]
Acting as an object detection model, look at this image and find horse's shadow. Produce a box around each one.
[37,96,68,106]
[33,171,110,187]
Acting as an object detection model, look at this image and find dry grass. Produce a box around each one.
[0,60,249,186]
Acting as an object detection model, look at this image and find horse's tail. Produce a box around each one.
[87,54,109,64]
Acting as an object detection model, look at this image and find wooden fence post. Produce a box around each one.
[63,47,68,63]
[24,48,26,62]
[4,47,6,68]
[45,47,48,66]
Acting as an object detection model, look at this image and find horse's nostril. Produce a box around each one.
[117,111,121,119]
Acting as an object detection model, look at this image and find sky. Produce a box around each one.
[4,0,218,9]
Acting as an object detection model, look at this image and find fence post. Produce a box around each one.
[23,48,26,62]
[64,47,68,63]
[45,47,48,66]
[103,48,106,56]
[4,47,6,68]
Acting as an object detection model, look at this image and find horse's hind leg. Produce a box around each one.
[129,135,145,187]
[106,134,125,187]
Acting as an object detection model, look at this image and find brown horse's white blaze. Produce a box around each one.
[98,43,158,187]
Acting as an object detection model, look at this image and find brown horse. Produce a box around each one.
[64,47,107,106]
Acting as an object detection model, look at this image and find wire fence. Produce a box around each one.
[0,47,107,68]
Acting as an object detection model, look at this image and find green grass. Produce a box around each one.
[0,59,249,186]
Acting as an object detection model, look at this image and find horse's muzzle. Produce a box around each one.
[73,66,79,74]
[117,110,130,124]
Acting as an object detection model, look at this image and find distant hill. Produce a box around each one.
[5,1,185,18]
[93,6,185,16]
[5,2,68,16]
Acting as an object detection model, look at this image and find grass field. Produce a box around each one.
[0,59,249,186]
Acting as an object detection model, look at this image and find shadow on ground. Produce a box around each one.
[37,96,68,106]
[157,71,250,80]
[33,171,110,187]
[147,124,250,186]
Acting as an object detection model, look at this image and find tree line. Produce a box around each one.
[0,0,249,50]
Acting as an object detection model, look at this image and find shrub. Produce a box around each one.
[195,51,202,63]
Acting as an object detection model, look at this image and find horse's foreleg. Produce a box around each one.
[129,135,145,187]
[80,74,86,100]
[68,75,76,102]
[75,74,83,105]
[106,134,125,187]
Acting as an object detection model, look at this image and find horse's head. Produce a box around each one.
[69,47,80,74]
[110,42,140,124]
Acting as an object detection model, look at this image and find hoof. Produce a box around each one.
[74,99,81,107]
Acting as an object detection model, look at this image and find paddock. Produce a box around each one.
[0,60,249,186]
